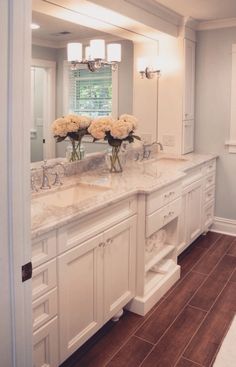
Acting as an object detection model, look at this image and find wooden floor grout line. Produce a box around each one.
[179,261,236,367]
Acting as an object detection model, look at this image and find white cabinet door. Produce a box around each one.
[58,233,103,363]
[187,180,203,244]
[182,120,194,154]
[183,39,195,121]
[33,317,58,367]
[103,216,136,322]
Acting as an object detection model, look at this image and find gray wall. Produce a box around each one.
[32,44,57,61]
[195,27,236,220]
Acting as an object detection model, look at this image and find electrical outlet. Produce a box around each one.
[140,133,152,144]
[163,135,175,147]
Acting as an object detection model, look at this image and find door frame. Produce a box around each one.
[0,0,32,366]
[31,58,56,160]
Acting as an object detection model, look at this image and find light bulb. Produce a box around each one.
[107,44,121,62]
[67,43,82,62]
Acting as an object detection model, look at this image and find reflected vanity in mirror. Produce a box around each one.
[31,10,134,162]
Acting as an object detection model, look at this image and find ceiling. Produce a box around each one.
[154,0,236,22]
[32,11,113,46]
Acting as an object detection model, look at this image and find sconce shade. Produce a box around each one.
[137,57,147,72]
[85,46,91,60]
[90,39,105,59]
[107,44,121,62]
[67,43,82,62]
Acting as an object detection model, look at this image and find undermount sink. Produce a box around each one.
[143,156,188,168]
[31,182,110,217]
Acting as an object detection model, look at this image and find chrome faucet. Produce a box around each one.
[141,141,163,160]
[40,160,51,190]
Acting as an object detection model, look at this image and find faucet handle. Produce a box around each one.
[51,163,65,186]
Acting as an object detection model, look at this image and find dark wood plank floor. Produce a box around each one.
[61,232,236,367]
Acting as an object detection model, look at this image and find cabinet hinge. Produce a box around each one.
[22,262,32,282]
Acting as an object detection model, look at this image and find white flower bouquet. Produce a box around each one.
[88,114,140,172]
[51,114,91,161]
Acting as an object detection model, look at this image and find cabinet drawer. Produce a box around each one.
[146,198,182,237]
[204,186,215,205]
[203,200,215,230]
[204,159,216,175]
[146,183,182,215]
[32,288,57,332]
[182,166,203,188]
[33,317,59,367]
[32,259,57,301]
[204,172,215,190]
[32,231,57,268]
[58,197,137,253]
[205,159,216,174]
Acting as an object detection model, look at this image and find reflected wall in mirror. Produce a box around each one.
[31,11,134,162]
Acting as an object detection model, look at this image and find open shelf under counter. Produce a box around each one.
[145,244,175,273]
[144,258,176,295]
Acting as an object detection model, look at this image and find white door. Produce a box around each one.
[183,39,195,121]
[31,59,56,162]
[0,1,32,366]
[103,217,137,322]
[58,234,103,364]
[187,180,203,243]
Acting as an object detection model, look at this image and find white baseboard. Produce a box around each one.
[211,217,236,236]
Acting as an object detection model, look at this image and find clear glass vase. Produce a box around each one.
[106,146,126,173]
[66,139,85,162]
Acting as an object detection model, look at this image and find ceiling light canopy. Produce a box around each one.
[31,23,40,30]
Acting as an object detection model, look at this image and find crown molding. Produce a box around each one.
[198,17,236,31]
[182,16,199,30]
[125,0,182,26]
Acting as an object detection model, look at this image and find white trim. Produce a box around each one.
[198,17,236,31]
[211,217,236,236]
[125,0,182,26]
[226,44,236,153]
[0,0,32,366]
[31,59,56,160]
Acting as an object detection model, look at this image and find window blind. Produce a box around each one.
[68,66,112,117]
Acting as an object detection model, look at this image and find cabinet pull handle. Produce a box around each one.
[99,242,105,248]
[106,238,113,246]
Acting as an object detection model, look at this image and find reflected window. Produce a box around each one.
[67,65,113,117]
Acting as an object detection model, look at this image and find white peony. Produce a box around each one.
[119,114,138,131]
[110,120,131,139]
[88,117,114,140]
[51,114,91,137]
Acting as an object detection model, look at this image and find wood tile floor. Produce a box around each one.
[61,232,236,367]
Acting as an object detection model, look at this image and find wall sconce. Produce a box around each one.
[67,40,121,72]
[139,67,161,79]
[137,58,161,79]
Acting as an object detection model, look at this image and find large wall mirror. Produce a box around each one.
[31,0,159,163]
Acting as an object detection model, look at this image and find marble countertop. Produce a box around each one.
[31,152,217,239]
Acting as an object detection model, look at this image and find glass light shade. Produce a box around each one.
[90,39,105,60]
[137,57,147,72]
[107,44,121,62]
[85,46,92,60]
[67,43,82,62]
